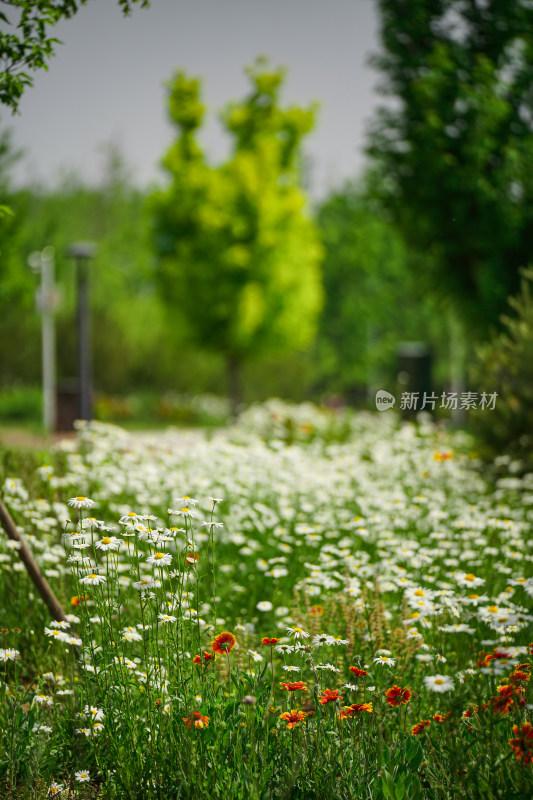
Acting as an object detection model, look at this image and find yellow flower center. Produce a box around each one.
[181,508,189,513]
[102,537,112,544]
[464,574,476,581]
[154,552,164,559]
[76,496,86,501]
[435,679,444,684]
[488,606,498,613]
[128,512,137,517]
[294,627,303,633]
[414,589,425,596]
[468,594,479,599]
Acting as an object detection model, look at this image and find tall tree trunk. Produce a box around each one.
[227,355,242,418]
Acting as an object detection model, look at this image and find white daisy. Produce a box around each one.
[67,496,96,509]
[286,626,310,639]
[373,655,396,667]
[146,552,173,567]
[423,674,454,692]
[79,573,106,586]
[94,536,121,551]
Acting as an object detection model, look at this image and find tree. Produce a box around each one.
[149,63,323,411]
[0,0,149,112]
[315,182,447,396]
[368,0,533,338]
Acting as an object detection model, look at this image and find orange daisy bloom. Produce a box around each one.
[433,712,451,723]
[411,720,431,735]
[212,631,237,655]
[340,702,373,718]
[319,689,343,705]
[280,681,307,692]
[491,684,525,714]
[349,666,368,677]
[280,710,307,729]
[509,721,533,764]
[511,669,531,684]
[193,651,215,665]
[385,685,412,707]
[261,637,281,646]
[183,711,209,729]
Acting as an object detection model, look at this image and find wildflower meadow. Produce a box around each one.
[1,402,532,799]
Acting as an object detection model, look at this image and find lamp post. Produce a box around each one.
[66,242,96,421]
[28,246,58,433]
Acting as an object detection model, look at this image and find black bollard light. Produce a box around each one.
[66,242,97,421]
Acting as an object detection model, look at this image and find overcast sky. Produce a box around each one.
[4,0,382,198]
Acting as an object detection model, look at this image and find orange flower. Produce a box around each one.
[511,669,531,684]
[183,711,209,730]
[212,631,237,655]
[433,451,453,461]
[279,710,307,729]
[491,684,525,715]
[70,595,88,606]
[411,720,431,735]
[385,685,412,707]
[509,721,533,764]
[261,637,281,646]
[433,712,451,723]
[310,605,324,617]
[349,666,368,677]
[319,689,343,705]
[280,681,307,692]
[185,552,199,564]
[340,702,373,718]
[193,651,215,665]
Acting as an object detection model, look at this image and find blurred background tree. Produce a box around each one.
[314,181,447,399]
[149,63,323,412]
[368,0,533,340]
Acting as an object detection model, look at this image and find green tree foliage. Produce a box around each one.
[0,0,149,112]
[470,267,533,460]
[369,0,533,336]
[315,183,447,396]
[0,142,178,394]
[149,63,323,407]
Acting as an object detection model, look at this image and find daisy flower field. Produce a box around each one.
[0,403,532,799]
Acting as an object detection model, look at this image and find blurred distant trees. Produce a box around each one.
[315,182,446,396]
[149,63,323,411]
[0,0,149,112]
[369,0,533,337]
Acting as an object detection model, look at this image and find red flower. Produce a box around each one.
[310,605,323,617]
[212,631,237,655]
[280,681,307,692]
[183,711,209,729]
[280,709,307,729]
[411,720,431,735]
[509,721,533,764]
[385,685,412,707]
[491,684,525,715]
[433,712,451,723]
[349,666,368,677]
[319,689,343,705]
[193,651,215,665]
[340,702,373,718]
[261,637,281,646]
